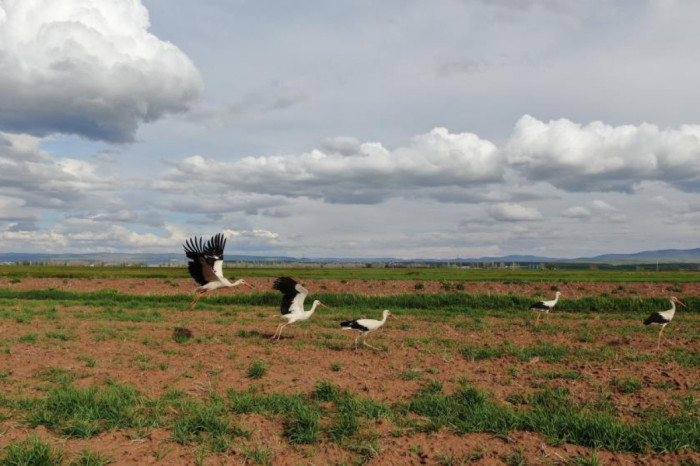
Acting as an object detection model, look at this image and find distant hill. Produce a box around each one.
[580,247,700,264]
[1,247,700,265]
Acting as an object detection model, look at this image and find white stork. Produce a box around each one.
[183,233,253,311]
[529,291,561,321]
[644,296,686,349]
[270,276,327,340]
[340,310,395,350]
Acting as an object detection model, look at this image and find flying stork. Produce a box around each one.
[643,296,686,349]
[183,233,253,311]
[270,276,327,340]
[529,291,561,321]
[340,309,396,351]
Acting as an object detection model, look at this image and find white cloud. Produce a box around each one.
[486,202,543,222]
[0,195,38,231]
[160,127,503,205]
[561,206,591,220]
[591,199,616,213]
[162,193,288,215]
[590,199,627,223]
[0,0,202,142]
[0,132,114,207]
[506,115,700,192]
[80,209,165,227]
[320,136,363,156]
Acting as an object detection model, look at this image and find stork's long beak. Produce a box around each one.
[320,302,329,308]
[675,298,687,308]
[244,282,255,289]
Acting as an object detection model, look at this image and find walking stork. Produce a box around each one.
[644,296,686,349]
[183,233,253,311]
[529,291,561,321]
[340,310,395,350]
[270,276,327,340]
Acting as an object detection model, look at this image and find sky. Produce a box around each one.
[1,0,700,260]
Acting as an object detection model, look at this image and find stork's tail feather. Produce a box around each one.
[644,313,667,325]
[340,320,354,329]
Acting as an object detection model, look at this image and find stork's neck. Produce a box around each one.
[668,300,677,316]
[380,311,389,325]
[306,301,321,316]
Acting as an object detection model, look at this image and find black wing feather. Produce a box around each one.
[340,319,369,332]
[644,313,670,325]
[529,301,549,310]
[273,276,300,315]
[184,234,225,285]
[206,233,226,260]
[187,261,208,286]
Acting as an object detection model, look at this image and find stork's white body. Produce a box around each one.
[341,310,395,350]
[271,277,327,340]
[198,277,247,293]
[644,297,686,349]
[281,300,325,325]
[529,291,561,321]
[183,234,253,310]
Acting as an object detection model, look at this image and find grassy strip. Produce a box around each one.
[3,265,700,282]
[25,382,145,438]
[5,380,699,457]
[407,386,699,454]
[460,341,700,367]
[0,436,65,465]
[227,381,389,445]
[0,436,114,466]
[1,288,697,313]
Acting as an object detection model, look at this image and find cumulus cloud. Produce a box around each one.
[73,209,165,228]
[320,137,363,156]
[486,202,542,222]
[160,127,503,205]
[0,132,114,207]
[589,199,627,223]
[0,230,69,252]
[0,0,202,142]
[506,115,700,192]
[0,195,38,231]
[561,206,591,220]
[27,221,191,252]
[591,199,616,213]
[223,228,280,246]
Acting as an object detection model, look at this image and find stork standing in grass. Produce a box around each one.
[183,233,253,311]
[340,310,395,350]
[529,291,561,321]
[644,296,686,349]
[270,277,327,340]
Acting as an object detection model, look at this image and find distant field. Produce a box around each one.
[2,264,700,282]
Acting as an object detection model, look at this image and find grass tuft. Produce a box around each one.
[247,360,267,379]
[0,436,65,466]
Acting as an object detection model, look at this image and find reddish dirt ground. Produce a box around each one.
[0,278,698,465]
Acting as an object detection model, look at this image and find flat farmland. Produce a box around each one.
[0,268,698,465]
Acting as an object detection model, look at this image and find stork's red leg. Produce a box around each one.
[188,292,204,311]
[363,334,380,351]
[271,322,285,340]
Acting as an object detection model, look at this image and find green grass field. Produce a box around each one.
[0,267,698,464]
